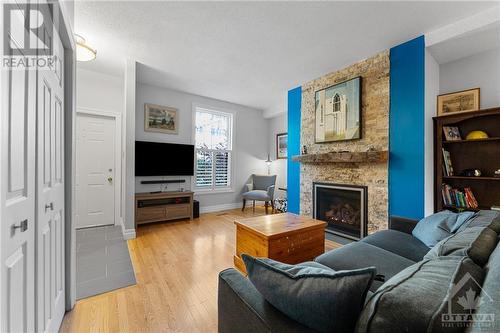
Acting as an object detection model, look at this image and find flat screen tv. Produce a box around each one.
[135,141,194,176]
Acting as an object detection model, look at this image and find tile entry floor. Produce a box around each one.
[76,225,136,300]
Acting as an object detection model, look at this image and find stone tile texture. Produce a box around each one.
[300,51,390,233]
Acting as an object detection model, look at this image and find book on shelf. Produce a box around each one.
[441,184,478,209]
[441,149,454,176]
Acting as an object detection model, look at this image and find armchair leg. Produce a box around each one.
[253,200,255,213]
[242,199,246,211]
[270,200,275,214]
[265,201,269,214]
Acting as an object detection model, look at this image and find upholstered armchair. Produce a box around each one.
[242,174,277,214]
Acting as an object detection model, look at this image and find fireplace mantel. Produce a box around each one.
[292,150,388,164]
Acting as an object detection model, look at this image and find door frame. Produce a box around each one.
[54,0,77,312]
[76,108,123,228]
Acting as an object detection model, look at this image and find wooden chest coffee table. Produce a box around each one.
[234,213,327,274]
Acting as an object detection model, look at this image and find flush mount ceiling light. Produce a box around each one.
[75,34,97,62]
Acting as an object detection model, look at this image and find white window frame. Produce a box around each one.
[192,103,234,194]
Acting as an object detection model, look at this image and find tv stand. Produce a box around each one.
[135,191,194,226]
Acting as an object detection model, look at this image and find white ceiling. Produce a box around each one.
[75,1,499,115]
[427,21,500,65]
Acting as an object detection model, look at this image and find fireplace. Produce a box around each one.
[313,182,367,240]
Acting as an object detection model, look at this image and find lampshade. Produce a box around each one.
[75,34,97,62]
[265,154,272,166]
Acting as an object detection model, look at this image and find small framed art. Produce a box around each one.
[276,133,287,159]
[144,103,178,134]
[442,126,461,141]
[437,88,480,116]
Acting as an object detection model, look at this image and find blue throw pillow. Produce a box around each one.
[412,211,475,247]
[242,254,375,333]
[451,211,476,233]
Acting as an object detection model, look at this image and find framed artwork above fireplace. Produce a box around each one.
[314,76,362,143]
[312,182,367,240]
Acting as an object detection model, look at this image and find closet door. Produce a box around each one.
[36,5,66,332]
[0,3,37,333]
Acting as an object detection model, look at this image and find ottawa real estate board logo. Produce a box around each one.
[441,272,495,329]
[2,2,54,69]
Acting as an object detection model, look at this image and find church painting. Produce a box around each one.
[315,77,361,143]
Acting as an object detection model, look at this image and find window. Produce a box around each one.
[194,107,233,190]
[333,93,341,112]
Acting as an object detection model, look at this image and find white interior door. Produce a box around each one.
[36,15,66,333]
[75,113,116,228]
[0,6,37,332]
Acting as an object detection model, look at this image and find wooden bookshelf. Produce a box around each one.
[434,107,500,213]
[443,176,500,181]
[443,205,482,212]
[442,137,500,144]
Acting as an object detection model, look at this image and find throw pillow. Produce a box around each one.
[424,227,499,266]
[242,254,375,333]
[451,211,476,233]
[412,211,475,247]
[412,211,456,247]
[356,256,485,333]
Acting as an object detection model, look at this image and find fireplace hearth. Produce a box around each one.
[313,182,367,240]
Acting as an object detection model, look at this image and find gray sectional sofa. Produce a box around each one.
[218,210,500,332]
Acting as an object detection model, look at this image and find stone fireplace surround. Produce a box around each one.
[299,51,390,234]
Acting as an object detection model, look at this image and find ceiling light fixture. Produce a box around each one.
[75,34,97,62]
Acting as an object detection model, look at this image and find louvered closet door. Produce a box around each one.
[36,10,65,333]
[0,4,37,332]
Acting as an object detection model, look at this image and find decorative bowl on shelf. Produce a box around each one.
[465,130,488,140]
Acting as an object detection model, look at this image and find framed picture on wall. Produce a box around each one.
[437,88,480,116]
[276,133,287,159]
[315,76,361,143]
[144,103,179,134]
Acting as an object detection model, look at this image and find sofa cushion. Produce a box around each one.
[356,256,485,333]
[412,211,475,247]
[242,254,375,333]
[360,229,430,262]
[315,242,415,291]
[458,210,500,233]
[218,268,317,333]
[242,190,271,201]
[491,215,500,234]
[466,243,500,332]
[424,227,499,267]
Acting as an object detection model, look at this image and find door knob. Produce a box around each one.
[12,219,28,233]
[45,202,54,212]
[107,176,113,183]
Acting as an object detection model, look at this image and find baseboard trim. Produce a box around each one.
[200,202,243,214]
[121,226,136,240]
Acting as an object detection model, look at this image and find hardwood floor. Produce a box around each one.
[61,207,341,333]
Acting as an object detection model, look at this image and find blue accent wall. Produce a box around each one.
[287,86,302,214]
[389,36,425,220]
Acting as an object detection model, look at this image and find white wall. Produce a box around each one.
[124,60,136,236]
[76,67,128,233]
[135,82,268,210]
[267,113,287,199]
[440,48,500,109]
[424,50,439,216]
[76,68,124,112]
